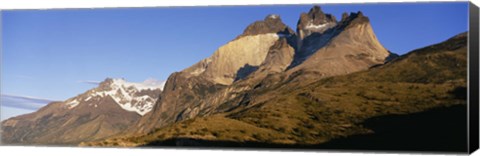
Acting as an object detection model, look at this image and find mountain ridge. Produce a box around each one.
[1,78,163,144]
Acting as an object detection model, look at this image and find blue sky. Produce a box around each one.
[0,2,468,120]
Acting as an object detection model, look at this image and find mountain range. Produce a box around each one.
[1,6,467,150]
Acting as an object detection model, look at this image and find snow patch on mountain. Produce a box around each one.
[66,99,79,109]
[267,14,279,19]
[93,78,163,115]
[305,23,329,29]
[65,78,164,115]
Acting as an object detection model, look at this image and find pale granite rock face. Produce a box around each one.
[288,12,391,82]
[201,33,281,85]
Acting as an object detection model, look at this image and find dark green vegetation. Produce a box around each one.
[84,32,468,152]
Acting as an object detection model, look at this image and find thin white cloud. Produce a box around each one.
[142,77,166,90]
[78,78,166,90]
[78,80,101,85]
[0,94,57,110]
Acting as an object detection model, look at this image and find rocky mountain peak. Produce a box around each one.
[339,11,369,27]
[98,77,113,86]
[237,14,294,39]
[65,78,164,115]
[306,5,336,24]
[179,13,297,85]
[341,12,349,21]
[297,6,337,41]
[309,5,322,13]
[98,78,120,90]
[98,78,164,91]
[265,14,280,21]
[290,6,394,79]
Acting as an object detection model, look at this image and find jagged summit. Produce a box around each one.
[287,8,393,83]
[266,14,280,20]
[297,5,337,41]
[338,11,369,27]
[238,14,295,39]
[99,78,165,91]
[290,7,394,70]
[305,6,337,24]
[74,78,164,115]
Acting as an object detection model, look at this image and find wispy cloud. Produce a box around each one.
[78,80,101,85]
[142,77,166,89]
[0,94,57,110]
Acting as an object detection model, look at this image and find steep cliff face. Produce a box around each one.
[183,14,295,85]
[287,11,393,83]
[256,37,297,74]
[129,73,225,134]
[188,33,281,85]
[172,37,297,122]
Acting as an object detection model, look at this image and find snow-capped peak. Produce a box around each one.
[65,78,164,116]
[110,78,165,91]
